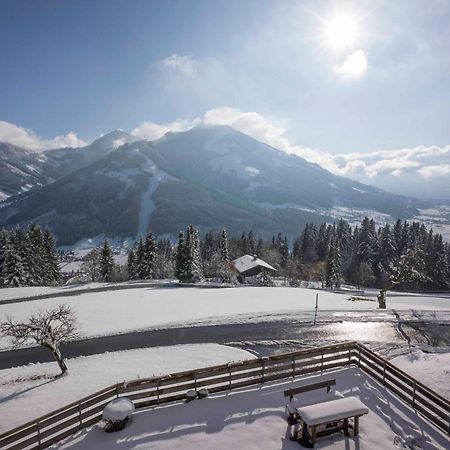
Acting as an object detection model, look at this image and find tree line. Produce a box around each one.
[0,225,60,288]
[111,218,449,291]
[2,218,449,292]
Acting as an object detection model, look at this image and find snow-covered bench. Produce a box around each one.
[296,396,369,446]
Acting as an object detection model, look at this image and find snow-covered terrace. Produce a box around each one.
[54,367,449,450]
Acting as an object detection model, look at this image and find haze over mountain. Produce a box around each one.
[0,125,421,245]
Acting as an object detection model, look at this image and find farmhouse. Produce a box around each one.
[232,254,277,282]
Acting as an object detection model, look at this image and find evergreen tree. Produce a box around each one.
[326,227,341,288]
[219,228,230,262]
[143,230,157,279]
[358,217,375,264]
[175,231,186,280]
[127,249,137,280]
[315,223,328,261]
[100,240,114,281]
[135,238,146,280]
[3,243,27,287]
[0,230,8,287]
[27,224,46,285]
[183,225,204,283]
[43,227,60,284]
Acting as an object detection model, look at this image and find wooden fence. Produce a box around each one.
[0,342,448,449]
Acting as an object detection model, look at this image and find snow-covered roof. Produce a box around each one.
[232,254,277,274]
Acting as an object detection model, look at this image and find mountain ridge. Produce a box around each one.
[0,125,422,245]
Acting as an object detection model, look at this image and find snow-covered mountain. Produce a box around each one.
[0,126,421,245]
[0,130,135,200]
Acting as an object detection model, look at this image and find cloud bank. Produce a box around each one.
[0,120,86,151]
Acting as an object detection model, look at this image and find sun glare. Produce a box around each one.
[323,12,359,51]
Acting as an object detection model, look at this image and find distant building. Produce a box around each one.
[232,254,277,282]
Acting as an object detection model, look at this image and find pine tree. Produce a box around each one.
[183,225,204,283]
[315,223,328,261]
[358,217,375,264]
[326,228,341,288]
[219,228,230,262]
[127,249,137,280]
[175,231,186,281]
[43,228,60,284]
[100,240,114,282]
[3,243,27,287]
[0,229,8,287]
[27,224,46,285]
[135,238,146,280]
[143,230,157,279]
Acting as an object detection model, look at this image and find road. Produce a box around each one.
[1,319,449,369]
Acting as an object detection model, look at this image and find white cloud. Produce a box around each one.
[418,164,450,179]
[0,120,87,151]
[132,118,202,141]
[333,49,368,78]
[159,54,199,76]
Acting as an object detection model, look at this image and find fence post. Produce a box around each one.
[36,421,41,450]
[78,403,83,429]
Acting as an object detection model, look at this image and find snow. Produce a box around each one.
[296,396,369,426]
[136,165,173,239]
[232,254,277,273]
[0,343,254,432]
[52,367,449,450]
[1,286,449,350]
[102,398,135,421]
[391,349,450,398]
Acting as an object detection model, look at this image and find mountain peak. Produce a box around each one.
[90,130,136,150]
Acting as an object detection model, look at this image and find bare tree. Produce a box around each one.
[0,304,79,375]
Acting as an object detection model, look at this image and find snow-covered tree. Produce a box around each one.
[3,243,27,287]
[100,240,114,281]
[219,228,230,262]
[43,227,60,284]
[135,238,146,280]
[326,228,341,288]
[175,231,186,280]
[184,225,204,283]
[0,304,78,375]
[143,230,157,279]
[127,249,137,280]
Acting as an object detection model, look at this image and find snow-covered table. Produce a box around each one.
[296,397,369,446]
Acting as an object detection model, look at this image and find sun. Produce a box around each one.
[323,12,359,51]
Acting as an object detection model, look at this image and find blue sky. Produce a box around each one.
[1,0,450,198]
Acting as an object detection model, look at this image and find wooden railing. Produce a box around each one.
[0,342,448,449]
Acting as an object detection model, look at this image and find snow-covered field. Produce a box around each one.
[53,368,450,450]
[391,349,450,398]
[0,280,177,302]
[1,286,449,350]
[0,344,254,432]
